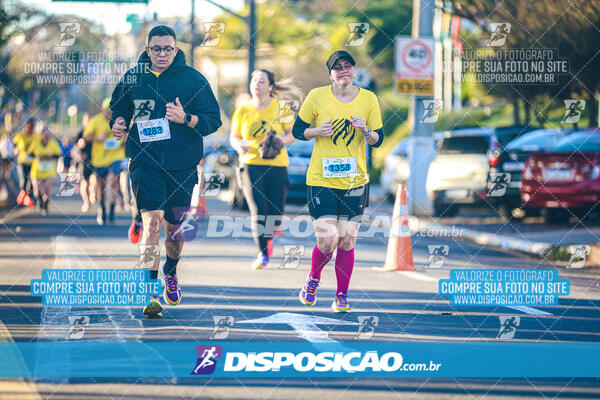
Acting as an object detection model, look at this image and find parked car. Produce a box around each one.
[381,137,411,200]
[381,136,437,201]
[426,127,496,217]
[521,128,600,223]
[487,128,573,219]
[493,125,535,147]
[286,140,314,204]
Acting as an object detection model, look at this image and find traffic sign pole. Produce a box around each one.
[407,0,436,216]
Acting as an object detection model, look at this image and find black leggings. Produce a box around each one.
[240,164,288,254]
[17,163,33,195]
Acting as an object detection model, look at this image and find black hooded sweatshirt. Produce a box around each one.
[109,50,221,171]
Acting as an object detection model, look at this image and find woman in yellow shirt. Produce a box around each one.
[230,69,301,269]
[291,51,384,312]
[13,118,39,206]
[28,126,61,215]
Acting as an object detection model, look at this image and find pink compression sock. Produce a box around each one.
[335,248,355,293]
[310,245,333,279]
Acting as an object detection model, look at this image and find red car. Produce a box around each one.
[521,128,600,223]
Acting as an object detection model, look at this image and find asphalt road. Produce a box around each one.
[1,190,599,399]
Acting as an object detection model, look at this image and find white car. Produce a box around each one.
[426,128,496,217]
[381,136,437,201]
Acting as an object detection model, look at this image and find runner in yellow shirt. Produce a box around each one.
[13,118,39,207]
[84,98,126,225]
[230,69,301,269]
[28,126,61,215]
[292,51,384,312]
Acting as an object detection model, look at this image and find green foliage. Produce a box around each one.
[348,0,412,71]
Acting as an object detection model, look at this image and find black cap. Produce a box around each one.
[326,50,356,72]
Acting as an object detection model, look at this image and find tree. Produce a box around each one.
[453,0,600,127]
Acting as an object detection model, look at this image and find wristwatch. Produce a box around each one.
[184,113,192,125]
[363,127,373,138]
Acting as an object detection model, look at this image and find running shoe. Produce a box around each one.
[128,220,142,244]
[16,190,26,205]
[331,290,351,313]
[81,202,90,213]
[266,239,273,258]
[108,203,115,223]
[299,274,320,306]
[96,206,105,226]
[162,264,182,305]
[251,253,269,270]
[23,193,35,207]
[143,295,162,318]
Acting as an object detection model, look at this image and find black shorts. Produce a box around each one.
[129,162,198,225]
[307,184,369,220]
[79,160,94,180]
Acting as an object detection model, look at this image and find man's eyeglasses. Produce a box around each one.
[148,46,176,56]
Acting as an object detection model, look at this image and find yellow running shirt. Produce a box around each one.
[84,113,125,168]
[231,99,291,167]
[28,137,61,180]
[297,86,383,189]
[13,132,40,165]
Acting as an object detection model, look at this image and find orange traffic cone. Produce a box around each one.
[380,184,415,271]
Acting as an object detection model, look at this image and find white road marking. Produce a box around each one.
[506,305,552,316]
[396,270,438,282]
[35,236,172,379]
[237,312,359,343]
[397,269,553,316]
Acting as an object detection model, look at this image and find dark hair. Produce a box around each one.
[251,69,303,100]
[148,25,176,44]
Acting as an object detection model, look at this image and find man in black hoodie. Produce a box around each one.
[110,25,221,318]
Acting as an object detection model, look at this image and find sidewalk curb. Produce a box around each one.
[453,226,553,257]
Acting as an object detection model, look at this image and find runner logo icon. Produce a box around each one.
[497,316,520,339]
[420,100,443,123]
[562,100,585,123]
[66,315,89,340]
[57,22,80,47]
[201,23,225,47]
[426,245,449,269]
[487,173,511,197]
[275,100,300,124]
[355,316,378,339]
[133,100,155,122]
[281,245,305,269]
[57,172,81,196]
[346,23,370,47]
[210,316,234,339]
[567,245,590,269]
[487,23,511,47]
[191,345,222,375]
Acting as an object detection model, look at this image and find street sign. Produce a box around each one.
[395,36,434,96]
[52,0,148,3]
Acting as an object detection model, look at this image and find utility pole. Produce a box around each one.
[407,0,436,216]
[248,0,256,92]
[203,0,256,90]
[190,0,195,67]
